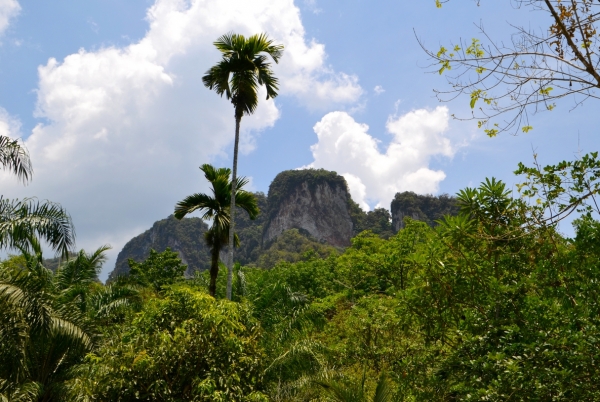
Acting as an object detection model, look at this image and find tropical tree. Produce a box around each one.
[127,248,187,292]
[174,164,258,297]
[65,287,267,401]
[0,245,138,401]
[203,32,283,299]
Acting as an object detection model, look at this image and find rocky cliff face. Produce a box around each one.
[108,215,211,280]
[262,169,354,247]
[391,191,459,232]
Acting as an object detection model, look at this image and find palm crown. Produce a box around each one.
[202,32,283,118]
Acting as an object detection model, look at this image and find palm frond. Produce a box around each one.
[316,380,365,402]
[0,197,75,258]
[0,379,42,402]
[234,189,259,219]
[202,60,233,98]
[372,374,393,402]
[55,245,110,291]
[88,283,140,319]
[50,316,93,350]
[248,32,284,62]
[0,135,33,184]
[174,193,222,220]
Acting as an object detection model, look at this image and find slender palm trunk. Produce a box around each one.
[227,112,242,300]
[209,245,220,297]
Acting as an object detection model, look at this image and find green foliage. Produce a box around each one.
[316,372,393,402]
[390,191,458,231]
[351,206,394,239]
[69,287,267,401]
[515,151,600,222]
[128,248,186,292]
[0,246,135,401]
[257,229,337,269]
[6,151,600,400]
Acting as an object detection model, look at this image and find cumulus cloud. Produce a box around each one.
[2,0,362,279]
[306,106,455,210]
[0,0,19,37]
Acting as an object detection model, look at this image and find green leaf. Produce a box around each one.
[521,125,533,133]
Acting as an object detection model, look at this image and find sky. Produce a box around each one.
[1,0,599,280]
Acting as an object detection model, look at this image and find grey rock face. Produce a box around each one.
[263,170,354,247]
[108,215,211,281]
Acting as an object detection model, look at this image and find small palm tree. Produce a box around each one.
[174,164,258,297]
[203,32,283,299]
[0,249,91,401]
[0,245,138,401]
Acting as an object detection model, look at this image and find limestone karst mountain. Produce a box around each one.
[262,169,354,248]
[107,169,458,279]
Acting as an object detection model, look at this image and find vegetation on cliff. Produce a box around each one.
[266,169,349,221]
[390,191,458,230]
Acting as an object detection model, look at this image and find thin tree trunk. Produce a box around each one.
[209,245,219,297]
[227,113,241,300]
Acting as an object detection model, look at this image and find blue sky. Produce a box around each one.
[1,0,598,280]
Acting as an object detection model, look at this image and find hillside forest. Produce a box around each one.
[4,1,600,400]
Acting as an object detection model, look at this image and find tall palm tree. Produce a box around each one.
[0,135,75,258]
[203,32,283,299]
[174,164,258,297]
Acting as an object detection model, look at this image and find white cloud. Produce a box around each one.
[2,0,362,279]
[374,85,385,95]
[0,106,21,139]
[306,106,456,210]
[0,0,19,37]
